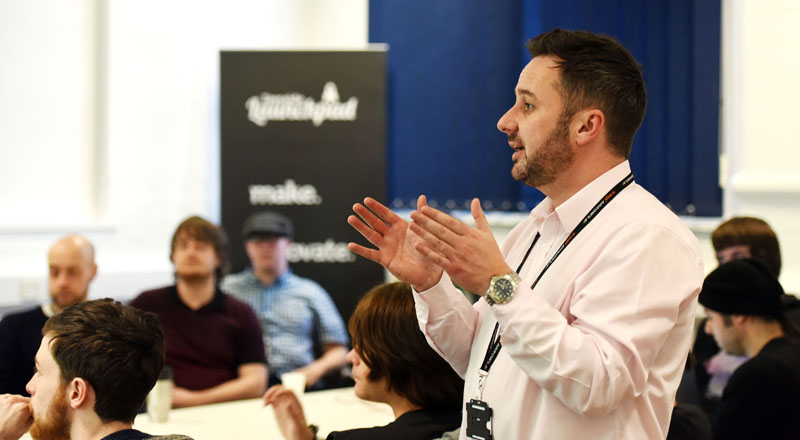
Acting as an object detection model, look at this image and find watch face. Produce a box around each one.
[496,278,513,295]
[489,274,519,305]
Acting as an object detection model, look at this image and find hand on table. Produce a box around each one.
[0,394,32,440]
[348,196,443,292]
[409,198,513,295]
[171,386,197,409]
[263,386,315,440]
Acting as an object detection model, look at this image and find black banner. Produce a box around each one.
[220,50,387,323]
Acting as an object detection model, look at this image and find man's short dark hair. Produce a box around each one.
[170,215,231,279]
[42,299,165,424]
[526,28,647,158]
[348,282,463,411]
[711,216,782,276]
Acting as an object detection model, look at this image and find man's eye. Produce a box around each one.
[523,103,534,111]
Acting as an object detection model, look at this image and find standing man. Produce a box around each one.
[699,259,800,439]
[131,216,267,408]
[0,235,97,396]
[222,211,348,389]
[348,29,703,439]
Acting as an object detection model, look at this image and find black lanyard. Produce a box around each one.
[480,172,634,374]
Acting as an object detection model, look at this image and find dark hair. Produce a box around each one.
[526,28,646,158]
[43,298,165,424]
[711,217,781,276]
[170,215,231,279]
[717,311,798,339]
[348,282,463,410]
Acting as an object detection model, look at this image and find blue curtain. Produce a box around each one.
[370,0,721,216]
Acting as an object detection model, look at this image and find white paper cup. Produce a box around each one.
[281,371,307,398]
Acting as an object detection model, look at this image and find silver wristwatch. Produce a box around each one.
[485,273,521,305]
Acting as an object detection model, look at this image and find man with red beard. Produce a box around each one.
[0,235,97,397]
[349,28,704,439]
[19,299,191,440]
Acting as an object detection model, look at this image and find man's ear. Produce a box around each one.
[67,377,92,410]
[573,108,605,146]
[731,314,748,327]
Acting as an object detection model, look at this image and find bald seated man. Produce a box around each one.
[0,235,97,396]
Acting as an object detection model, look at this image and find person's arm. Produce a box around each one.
[171,362,267,408]
[298,284,350,387]
[263,386,316,440]
[0,394,32,440]
[413,272,481,377]
[411,199,704,417]
[349,196,478,376]
[294,344,347,387]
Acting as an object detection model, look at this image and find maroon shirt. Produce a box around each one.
[130,285,266,390]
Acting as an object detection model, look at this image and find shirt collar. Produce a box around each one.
[531,161,632,234]
[248,267,292,287]
[168,284,226,311]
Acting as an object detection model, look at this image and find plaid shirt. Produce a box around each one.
[221,270,348,377]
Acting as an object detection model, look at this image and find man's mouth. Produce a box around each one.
[511,145,525,160]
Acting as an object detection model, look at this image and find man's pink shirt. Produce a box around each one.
[414,161,704,439]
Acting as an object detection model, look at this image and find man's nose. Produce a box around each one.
[497,107,517,134]
[56,272,69,286]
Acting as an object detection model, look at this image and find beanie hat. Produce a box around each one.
[698,258,784,318]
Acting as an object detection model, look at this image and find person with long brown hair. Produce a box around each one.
[264,282,463,439]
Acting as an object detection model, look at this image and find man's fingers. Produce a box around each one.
[418,205,470,236]
[414,241,451,271]
[263,385,283,405]
[409,221,456,257]
[471,198,491,232]
[363,197,402,224]
[410,209,464,248]
[352,203,390,235]
[347,242,382,264]
[347,215,385,248]
[416,194,428,211]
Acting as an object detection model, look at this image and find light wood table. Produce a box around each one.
[132,387,394,439]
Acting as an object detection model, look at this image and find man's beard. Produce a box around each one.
[511,114,575,188]
[175,265,215,283]
[50,290,88,311]
[29,386,72,440]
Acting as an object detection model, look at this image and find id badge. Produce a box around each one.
[466,398,493,440]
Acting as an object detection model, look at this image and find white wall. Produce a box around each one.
[0,0,369,306]
[721,0,800,292]
[1,0,799,308]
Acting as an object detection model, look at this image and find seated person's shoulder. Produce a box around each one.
[290,274,331,297]
[130,286,173,309]
[147,435,194,440]
[1,305,44,326]
[222,292,257,313]
[727,343,800,394]
[220,270,252,291]
[0,307,48,339]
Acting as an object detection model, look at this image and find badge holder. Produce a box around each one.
[466,398,493,439]
[467,362,494,439]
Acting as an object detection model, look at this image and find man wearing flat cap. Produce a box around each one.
[699,258,800,440]
[222,211,348,389]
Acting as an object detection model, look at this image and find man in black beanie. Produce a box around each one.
[699,258,800,440]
